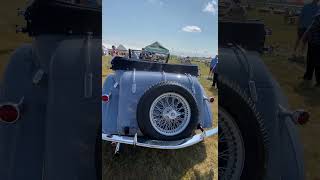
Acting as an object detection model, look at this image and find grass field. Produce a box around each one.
[2,2,318,179]
[102,56,218,180]
[247,9,320,180]
[0,0,31,80]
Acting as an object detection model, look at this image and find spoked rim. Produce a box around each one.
[218,107,245,180]
[149,92,191,136]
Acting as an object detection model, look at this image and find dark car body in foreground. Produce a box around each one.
[217,20,306,180]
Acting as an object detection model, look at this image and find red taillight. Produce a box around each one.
[0,105,19,123]
[297,111,310,125]
[209,97,215,103]
[102,94,109,103]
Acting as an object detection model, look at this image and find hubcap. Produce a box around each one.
[149,92,191,136]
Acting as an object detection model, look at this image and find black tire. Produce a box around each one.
[218,77,269,180]
[137,81,199,141]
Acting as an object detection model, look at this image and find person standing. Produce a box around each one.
[111,45,118,57]
[226,0,247,21]
[210,55,219,88]
[139,48,146,60]
[208,57,213,78]
[301,11,320,87]
[292,0,319,58]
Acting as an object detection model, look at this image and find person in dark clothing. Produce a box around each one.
[210,55,219,88]
[212,72,219,88]
[301,11,320,87]
[293,0,319,58]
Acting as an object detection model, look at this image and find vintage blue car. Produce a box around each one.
[102,56,218,150]
[0,1,102,179]
[217,20,309,180]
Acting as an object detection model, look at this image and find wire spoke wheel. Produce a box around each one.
[149,92,191,136]
[218,107,245,180]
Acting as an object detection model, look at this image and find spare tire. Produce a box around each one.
[137,81,199,141]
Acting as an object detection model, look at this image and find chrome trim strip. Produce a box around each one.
[102,127,218,150]
[132,68,136,94]
[185,73,196,94]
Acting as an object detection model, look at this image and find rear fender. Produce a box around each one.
[197,84,213,128]
[0,44,46,180]
[102,74,119,134]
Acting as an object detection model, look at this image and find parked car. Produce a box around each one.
[218,20,308,180]
[0,1,101,179]
[102,53,218,151]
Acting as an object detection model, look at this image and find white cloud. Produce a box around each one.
[147,0,164,6]
[203,0,218,15]
[182,26,202,33]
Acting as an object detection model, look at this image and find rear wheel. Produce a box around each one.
[218,77,268,180]
[218,107,245,179]
[137,81,199,141]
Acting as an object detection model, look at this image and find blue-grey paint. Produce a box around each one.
[102,65,213,136]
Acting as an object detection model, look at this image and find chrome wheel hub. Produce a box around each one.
[163,107,180,120]
[149,92,191,136]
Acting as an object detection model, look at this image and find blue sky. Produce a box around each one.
[102,0,218,57]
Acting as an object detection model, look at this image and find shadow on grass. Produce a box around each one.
[293,84,320,108]
[194,169,215,180]
[102,140,208,180]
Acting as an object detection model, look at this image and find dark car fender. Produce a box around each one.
[0,36,102,180]
[0,44,47,180]
[218,47,304,180]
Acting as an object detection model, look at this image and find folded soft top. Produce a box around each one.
[110,57,199,76]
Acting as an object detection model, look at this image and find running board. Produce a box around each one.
[102,127,218,150]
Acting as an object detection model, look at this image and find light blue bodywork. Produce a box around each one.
[102,65,213,136]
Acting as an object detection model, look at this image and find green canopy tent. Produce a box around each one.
[144,42,169,54]
[143,42,170,63]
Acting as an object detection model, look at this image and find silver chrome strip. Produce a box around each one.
[102,127,218,150]
[132,68,136,93]
[185,73,196,94]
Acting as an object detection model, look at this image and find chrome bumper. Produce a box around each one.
[102,127,218,150]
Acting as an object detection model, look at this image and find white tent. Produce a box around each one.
[102,43,108,56]
[117,44,127,51]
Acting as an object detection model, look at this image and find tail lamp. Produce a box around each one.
[293,110,310,125]
[0,104,20,123]
[204,96,215,103]
[102,94,110,103]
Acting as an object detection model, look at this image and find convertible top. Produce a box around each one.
[111,57,199,76]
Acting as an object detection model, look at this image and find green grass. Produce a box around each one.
[102,56,218,180]
[247,9,320,180]
[0,0,31,80]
